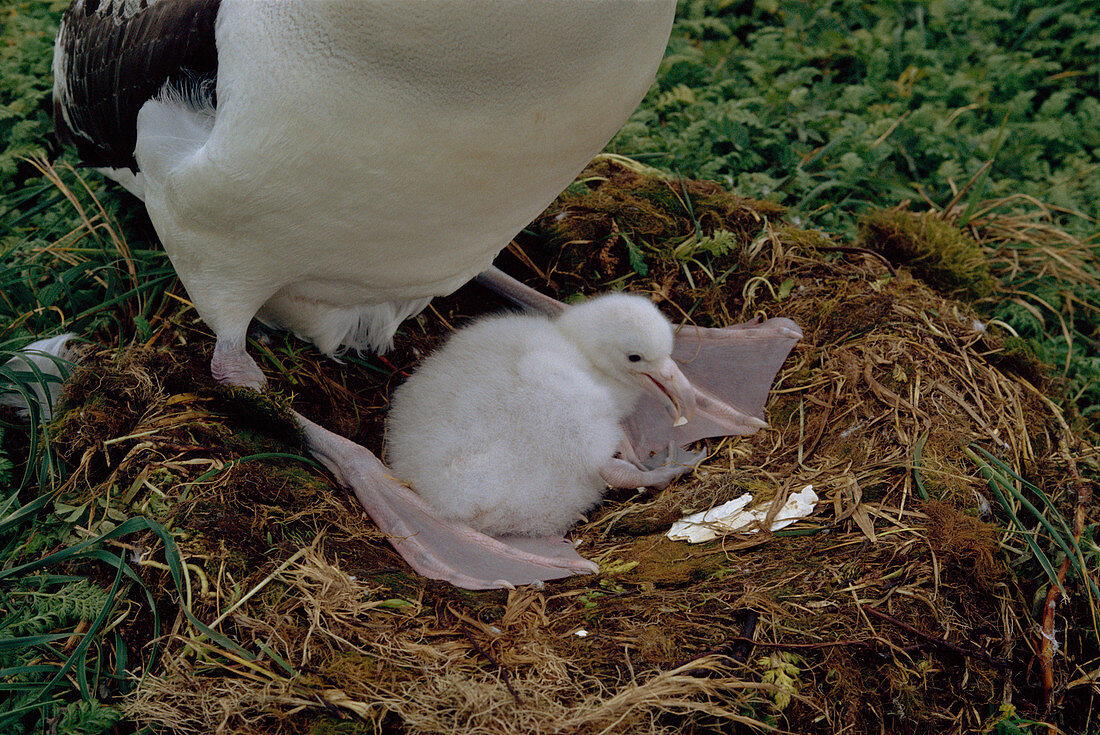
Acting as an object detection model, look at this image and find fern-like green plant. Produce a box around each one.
[757,651,801,712]
[55,700,122,735]
[0,580,112,662]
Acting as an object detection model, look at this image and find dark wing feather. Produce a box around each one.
[53,0,221,170]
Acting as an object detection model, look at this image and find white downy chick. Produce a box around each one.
[386,294,695,537]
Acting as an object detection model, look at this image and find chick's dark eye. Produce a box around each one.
[628,354,642,363]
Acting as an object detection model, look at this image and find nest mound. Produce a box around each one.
[48,157,1097,734]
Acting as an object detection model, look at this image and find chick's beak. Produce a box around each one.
[637,356,696,427]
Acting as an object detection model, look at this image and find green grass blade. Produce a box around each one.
[0,492,54,537]
[965,447,1067,598]
[0,633,74,650]
[0,517,152,579]
[141,518,257,661]
[912,431,929,501]
[972,446,1100,607]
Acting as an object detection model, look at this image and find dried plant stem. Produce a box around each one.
[814,246,898,276]
[457,627,524,706]
[1040,451,1094,727]
[864,606,1007,669]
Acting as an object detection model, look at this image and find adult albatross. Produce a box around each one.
[52,0,802,589]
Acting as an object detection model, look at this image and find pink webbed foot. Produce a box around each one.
[210,337,597,590]
[475,267,803,464]
[624,319,803,464]
[600,452,704,490]
[295,412,598,589]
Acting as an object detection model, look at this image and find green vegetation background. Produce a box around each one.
[0,0,1097,732]
[606,0,1100,416]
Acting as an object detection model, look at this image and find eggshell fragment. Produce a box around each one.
[666,485,818,543]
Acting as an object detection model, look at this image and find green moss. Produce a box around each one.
[217,385,304,447]
[539,158,783,272]
[858,208,994,299]
[618,538,726,586]
[775,225,835,253]
[814,290,895,343]
[985,335,1050,388]
[308,716,381,735]
[608,508,679,537]
[765,396,800,430]
[370,570,424,596]
[631,179,689,214]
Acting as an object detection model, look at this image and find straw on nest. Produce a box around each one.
[45,156,1098,734]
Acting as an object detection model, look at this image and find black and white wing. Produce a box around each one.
[52,0,221,171]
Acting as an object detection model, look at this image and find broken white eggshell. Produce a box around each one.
[666,485,819,543]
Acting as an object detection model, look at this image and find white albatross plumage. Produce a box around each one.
[387,294,700,538]
[55,0,676,362]
[52,0,802,590]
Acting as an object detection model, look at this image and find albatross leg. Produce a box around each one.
[474,267,565,316]
[212,336,267,390]
[208,338,597,590]
[475,266,803,461]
